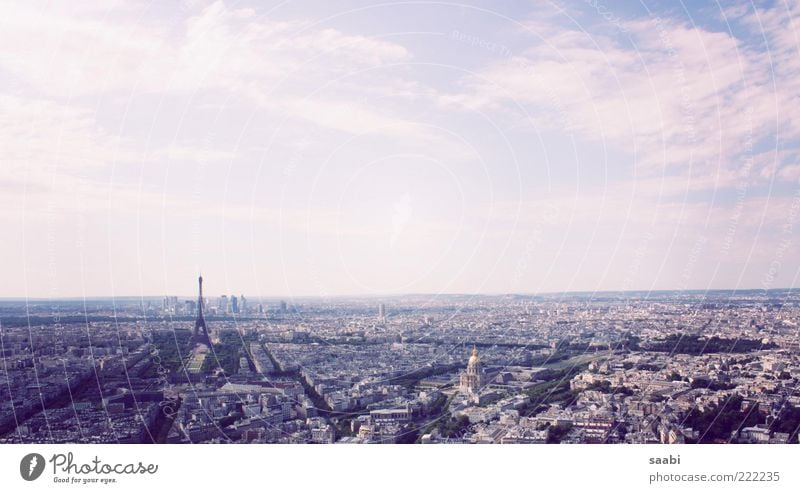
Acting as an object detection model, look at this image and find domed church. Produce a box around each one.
[459,346,485,401]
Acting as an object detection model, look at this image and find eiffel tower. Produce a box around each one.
[193,275,212,347]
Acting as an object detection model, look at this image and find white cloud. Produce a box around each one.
[0,0,423,215]
[440,8,799,191]
[0,1,411,98]
[287,99,421,137]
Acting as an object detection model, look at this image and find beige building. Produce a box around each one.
[459,347,485,403]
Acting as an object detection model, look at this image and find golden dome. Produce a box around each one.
[468,346,480,365]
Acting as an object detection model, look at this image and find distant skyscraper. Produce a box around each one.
[378,303,386,320]
[279,300,287,312]
[240,295,247,314]
[219,295,229,314]
[162,296,178,314]
[231,295,239,314]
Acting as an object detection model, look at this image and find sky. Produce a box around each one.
[1,0,800,298]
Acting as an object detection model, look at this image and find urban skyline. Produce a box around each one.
[1,274,799,444]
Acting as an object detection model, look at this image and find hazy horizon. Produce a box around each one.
[3,0,800,298]
[2,285,799,302]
